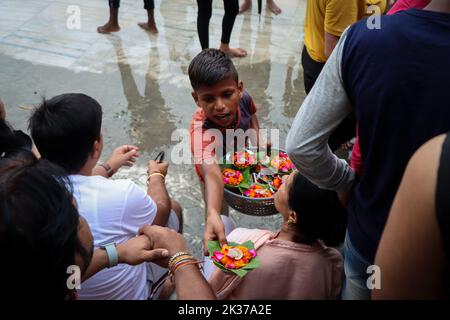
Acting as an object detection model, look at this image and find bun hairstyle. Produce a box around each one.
[287,172,347,247]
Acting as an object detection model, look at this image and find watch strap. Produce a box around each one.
[103,242,118,268]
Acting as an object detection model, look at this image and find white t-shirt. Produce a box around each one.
[69,175,157,300]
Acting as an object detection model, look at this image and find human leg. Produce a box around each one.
[138,0,158,33]
[239,0,252,14]
[197,0,213,50]
[97,0,121,34]
[219,0,247,57]
[301,46,325,94]
[267,0,282,15]
[341,232,372,300]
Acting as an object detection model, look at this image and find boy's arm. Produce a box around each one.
[202,161,228,255]
[147,160,171,227]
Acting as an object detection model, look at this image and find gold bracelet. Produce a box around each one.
[146,172,165,185]
[168,251,192,267]
[169,255,195,270]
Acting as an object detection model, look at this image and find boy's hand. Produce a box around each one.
[107,145,139,172]
[203,213,227,256]
[148,160,169,176]
[116,235,169,266]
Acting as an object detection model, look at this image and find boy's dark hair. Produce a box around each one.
[188,49,239,90]
[0,156,92,299]
[288,172,348,247]
[29,93,103,173]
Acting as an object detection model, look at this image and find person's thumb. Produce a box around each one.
[217,230,228,248]
[142,249,169,262]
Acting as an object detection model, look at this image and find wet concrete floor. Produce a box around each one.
[0,0,307,257]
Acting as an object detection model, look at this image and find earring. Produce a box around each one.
[288,218,295,225]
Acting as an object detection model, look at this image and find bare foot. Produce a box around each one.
[97,22,120,34]
[267,0,282,15]
[221,47,248,58]
[239,0,252,14]
[138,22,158,34]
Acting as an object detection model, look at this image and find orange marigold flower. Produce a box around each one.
[212,245,257,270]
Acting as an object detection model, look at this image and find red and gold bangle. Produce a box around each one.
[171,260,201,275]
[168,252,192,267]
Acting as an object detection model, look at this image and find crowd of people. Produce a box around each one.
[1,0,450,300]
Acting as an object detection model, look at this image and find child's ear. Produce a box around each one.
[238,81,244,98]
[91,140,101,160]
[192,91,200,107]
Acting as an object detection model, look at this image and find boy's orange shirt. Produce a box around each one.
[190,90,257,180]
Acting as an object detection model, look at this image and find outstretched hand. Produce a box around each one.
[107,145,139,172]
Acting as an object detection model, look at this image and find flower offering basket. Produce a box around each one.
[222,148,294,216]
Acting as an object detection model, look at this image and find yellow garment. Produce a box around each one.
[363,0,387,18]
[304,0,363,63]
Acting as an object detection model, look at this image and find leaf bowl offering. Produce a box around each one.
[242,183,274,198]
[269,151,295,174]
[228,150,258,169]
[208,240,260,277]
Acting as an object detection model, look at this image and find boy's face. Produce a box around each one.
[192,77,244,128]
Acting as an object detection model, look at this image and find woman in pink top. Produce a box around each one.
[206,171,346,300]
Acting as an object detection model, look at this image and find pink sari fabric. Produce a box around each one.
[388,0,430,15]
[208,228,344,300]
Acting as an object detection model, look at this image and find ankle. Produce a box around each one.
[220,43,230,51]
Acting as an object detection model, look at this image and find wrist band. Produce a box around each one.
[99,163,115,177]
[101,242,118,268]
[146,172,165,185]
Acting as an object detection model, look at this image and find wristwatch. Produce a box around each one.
[100,242,118,268]
[99,163,115,178]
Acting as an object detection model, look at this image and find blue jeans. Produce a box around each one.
[341,232,372,300]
